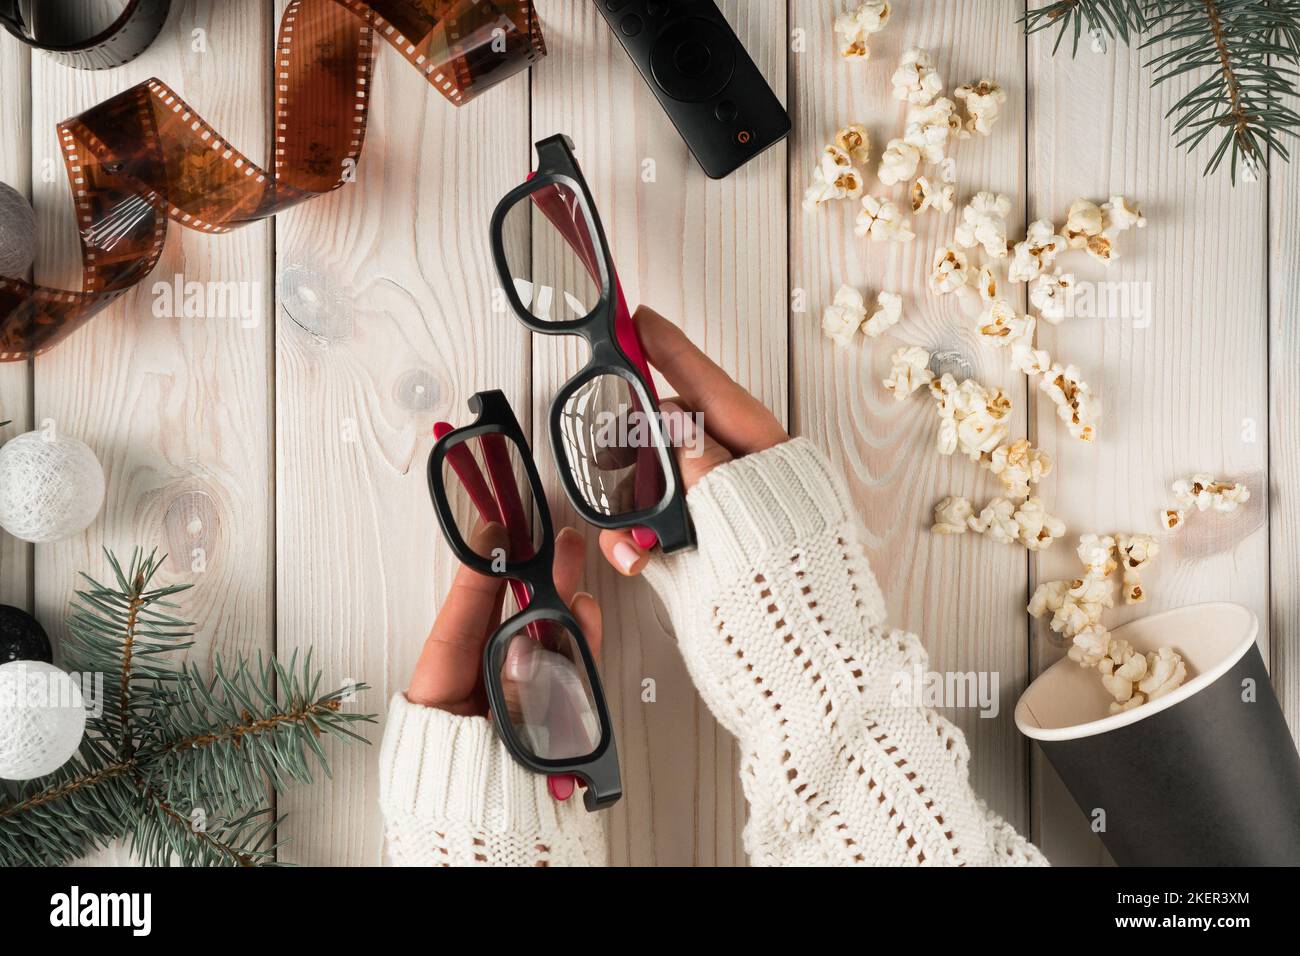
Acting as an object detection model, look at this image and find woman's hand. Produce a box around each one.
[407,524,603,714]
[599,306,789,576]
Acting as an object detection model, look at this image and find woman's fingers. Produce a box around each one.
[407,522,508,714]
[635,305,788,457]
[551,527,604,658]
[552,526,587,604]
[571,591,603,662]
[599,528,651,576]
[660,399,733,490]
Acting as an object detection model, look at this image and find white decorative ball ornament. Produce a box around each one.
[0,660,86,780]
[0,182,37,278]
[0,430,105,543]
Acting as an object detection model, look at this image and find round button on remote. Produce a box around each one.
[649,18,736,102]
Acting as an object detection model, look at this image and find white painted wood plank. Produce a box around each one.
[0,34,32,609]
[273,1,533,864]
[30,0,274,866]
[1026,30,1270,865]
[1272,145,1300,742]
[789,0,1030,834]
[527,0,787,865]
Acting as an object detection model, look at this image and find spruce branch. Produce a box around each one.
[0,548,374,867]
[1023,0,1150,53]
[1144,0,1300,180]
[1023,0,1300,181]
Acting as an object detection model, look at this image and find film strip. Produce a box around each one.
[0,0,172,71]
[0,0,545,359]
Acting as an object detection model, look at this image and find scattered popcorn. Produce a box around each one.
[1064,196,1146,263]
[1161,507,1186,532]
[1008,219,1067,283]
[984,438,1052,499]
[1076,533,1117,576]
[1008,318,1052,377]
[1139,646,1187,702]
[855,195,915,242]
[929,245,973,295]
[953,79,1007,136]
[911,176,955,214]
[891,48,943,104]
[878,138,922,186]
[954,191,1012,258]
[904,97,959,163]
[834,124,872,167]
[939,157,957,183]
[975,298,1029,346]
[803,145,865,211]
[1116,532,1159,604]
[834,0,891,59]
[1029,269,1075,324]
[928,373,1012,461]
[1040,362,1100,442]
[1171,474,1250,513]
[863,291,903,337]
[883,346,935,400]
[1068,624,1111,667]
[934,495,1063,550]
[1110,694,1147,714]
[968,497,1019,543]
[1030,532,1187,714]
[931,496,973,534]
[1028,579,1069,619]
[821,283,867,347]
[1012,497,1067,551]
[1063,198,1104,249]
[1116,532,1158,571]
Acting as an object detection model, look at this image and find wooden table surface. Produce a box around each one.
[1,0,1295,866]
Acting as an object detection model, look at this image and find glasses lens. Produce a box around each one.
[501,182,603,324]
[440,431,543,563]
[556,373,668,518]
[499,622,602,761]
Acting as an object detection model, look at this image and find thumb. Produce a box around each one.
[660,399,731,491]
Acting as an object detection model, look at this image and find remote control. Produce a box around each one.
[593,0,790,179]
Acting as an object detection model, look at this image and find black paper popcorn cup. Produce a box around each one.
[1015,603,1300,866]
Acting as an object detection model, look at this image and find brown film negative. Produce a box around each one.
[0,0,545,360]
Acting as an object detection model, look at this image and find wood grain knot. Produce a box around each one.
[392,368,442,412]
[163,490,222,573]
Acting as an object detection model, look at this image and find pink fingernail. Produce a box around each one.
[613,541,641,574]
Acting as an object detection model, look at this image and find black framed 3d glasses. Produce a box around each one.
[489,134,695,553]
[427,389,621,811]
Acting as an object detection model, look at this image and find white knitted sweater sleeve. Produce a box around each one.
[378,694,607,866]
[640,438,1047,867]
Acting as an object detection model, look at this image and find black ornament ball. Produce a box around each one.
[0,604,53,665]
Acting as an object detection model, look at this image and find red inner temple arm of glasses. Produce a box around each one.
[434,423,577,802]
[527,174,661,550]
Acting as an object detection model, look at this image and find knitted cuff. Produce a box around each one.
[645,438,883,621]
[379,693,560,836]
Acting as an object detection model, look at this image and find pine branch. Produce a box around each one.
[1024,0,1300,181]
[0,739,142,866]
[62,548,194,740]
[1144,0,1300,181]
[1023,0,1150,54]
[0,549,374,867]
[141,652,373,809]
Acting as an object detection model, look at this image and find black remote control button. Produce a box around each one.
[714,99,737,122]
[650,18,735,102]
[603,1,629,10]
[620,13,642,35]
[645,1,668,15]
